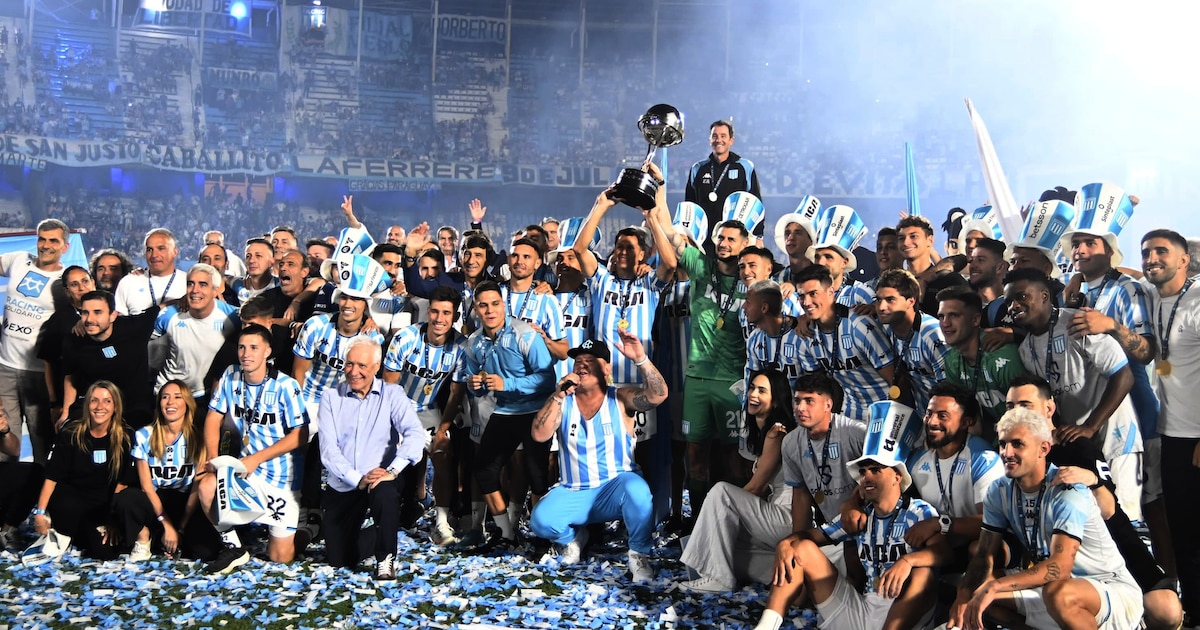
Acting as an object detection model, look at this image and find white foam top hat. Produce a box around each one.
[211,456,269,527]
[553,216,602,254]
[1057,182,1136,268]
[773,195,822,253]
[847,401,920,491]
[673,201,708,247]
[322,225,377,281]
[334,254,391,299]
[957,204,1004,253]
[712,191,765,240]
[805,205,868,272]
[1005,199,1077,279]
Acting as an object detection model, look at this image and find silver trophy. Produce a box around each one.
[612,104,685,210]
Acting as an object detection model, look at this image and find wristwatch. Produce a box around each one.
[938,514,953,535]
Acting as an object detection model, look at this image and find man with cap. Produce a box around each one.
[771,197,821,284]
[685,120,763,255]
[796,206,876,310]
[957,206,1004,262]
[950,406,1144,630]
[1141,228,1200,623]
[655,184,754,516]
[1004,267,1144,521]
[529,332,667,582]
[753,401,948,630]
[461,280,556,553]
[1059,183,1167,576]
[292,255,388,550]
[791,264,896,419]
[1006,193,1074,299]
[937,286,1028,435]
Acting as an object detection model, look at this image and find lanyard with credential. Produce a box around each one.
[149,270,178,306]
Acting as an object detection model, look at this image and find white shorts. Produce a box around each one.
[815,573,932,629]
[1142,436,1163,503]
[243,474,300,538]
[304,400,321,437]
[416,408,442,432]
[1108,452,1144,522]
[614,382,658,443]
[1012,577,1143,630]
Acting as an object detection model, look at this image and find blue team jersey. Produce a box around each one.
[799,308,896,418]
[822,495,939,590]
[556,287,592,381]
[209,366,308,490]
[587,265,667,384]
[558,386,636,490]
[132,425,201,491]
[887,312,948,414]
[382,324,466,412]
[292,314,386,404]
[460,318,556,415]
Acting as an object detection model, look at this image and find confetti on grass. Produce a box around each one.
[0,519,817,629]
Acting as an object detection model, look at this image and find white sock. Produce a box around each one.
[491,511,514,540]
[470,501,487,530]
[753,609,783,630]
[435,507,451,529]
[218,528,242,549]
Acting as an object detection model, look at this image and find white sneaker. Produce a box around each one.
[627,550,653,583]
[129,539,152,562]
[431,521,459,546]
[560,527,589,565]
[677,575,734,593]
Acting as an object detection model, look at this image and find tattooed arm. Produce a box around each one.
[614,330,668,434]
[955,531,1080,630]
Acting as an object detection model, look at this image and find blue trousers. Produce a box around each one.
[530,471,653,554]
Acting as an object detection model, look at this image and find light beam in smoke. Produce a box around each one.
[965,98,1022,243]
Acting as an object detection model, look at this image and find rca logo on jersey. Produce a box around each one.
[602,291,645,308]
[233,404,277,425]
[152,464,196,480]
[16,271,49,298]
[564,313,591,329]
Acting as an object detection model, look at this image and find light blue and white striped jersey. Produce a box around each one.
[1084,271,1159,437]
[656,279,692,394]
[737,307,756,340]
[459,318,556,415]
[232,276,278,305]
[781,280,876,319]
[906,435,1003,518]
[799,307,896,418]
[293,314,387,404]
[132,425,201,491]
[556,287,592,381]
[823,495,939,589]
[983,464,1137,585]
[777,328,810,390]
[745,324,786,389]
[501,285,565,341]
[887,312,948,415]
[382,324,467,412]
[209,366,308,490]
[371,292,415,338]
[153,302,240,397]
[588,266,667,383]
[558,386,636,490]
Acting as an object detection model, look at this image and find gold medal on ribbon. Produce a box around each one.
[1157,360,1173,376]
[889,385,901,400]
[423,384,434,396]
[716,316,725,329]
[813,490,825,505]
[871,577,881,593]
[617,318,630,331]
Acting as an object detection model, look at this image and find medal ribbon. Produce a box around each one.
[1158,277,1195,361]
[708,160,732,198]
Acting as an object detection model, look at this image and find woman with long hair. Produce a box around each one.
[112,380,221,561]
[678,368,798,593]
[30,381,134,560]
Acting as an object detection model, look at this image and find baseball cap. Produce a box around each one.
[567,338,611,363]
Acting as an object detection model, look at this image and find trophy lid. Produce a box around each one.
[639,104,685,148]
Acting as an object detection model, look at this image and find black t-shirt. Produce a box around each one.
[45,426,135,501]
[61,308,158,427]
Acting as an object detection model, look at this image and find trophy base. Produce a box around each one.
[612,168,658,211]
